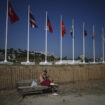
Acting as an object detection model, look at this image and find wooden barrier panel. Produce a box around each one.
[0,65,105,89]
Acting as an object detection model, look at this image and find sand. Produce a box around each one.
[0,80,105,105]
[20,94,105,105]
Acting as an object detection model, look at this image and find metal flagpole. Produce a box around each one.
[27,5,30,63]
[83,23,85,63]
[4,0,8,62]
[93,25,95,63]
[102,27,104,63]
[72,19,74,63]
[60,16,62,63]
[45,11,48,63]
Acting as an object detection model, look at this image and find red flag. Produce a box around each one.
[60,19,66,37]
[47,16,53,33]
[8,1,19,24]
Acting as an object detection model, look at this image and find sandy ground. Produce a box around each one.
[19,94,105,105]
[0,80,105,105]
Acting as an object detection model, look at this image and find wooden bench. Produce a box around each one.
[16,79,58,97]
[16,80,50,97]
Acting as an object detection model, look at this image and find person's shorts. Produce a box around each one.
[41,80,51,86]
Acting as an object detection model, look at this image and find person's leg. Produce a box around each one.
[51,86,55,93]
[51,86,58,95]
[41,81,58,95]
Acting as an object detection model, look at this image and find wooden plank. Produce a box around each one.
[18,86,48,89]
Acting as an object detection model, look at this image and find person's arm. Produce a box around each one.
[39,74,44,83]
[47,75,53,82]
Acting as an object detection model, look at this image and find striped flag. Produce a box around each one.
[29,10,38,28]
[70,25,74,38]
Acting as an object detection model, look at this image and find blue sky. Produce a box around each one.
[0,0,105,58]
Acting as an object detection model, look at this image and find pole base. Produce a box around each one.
[39,61,52,65]
[21,61,35,65]
[77,62,88,65]
[89,62,97,64]
[55,60,68,65]
[4,60,7,63]
[0,61,13,65]
[102,61,105,64]
[66,60,82,65]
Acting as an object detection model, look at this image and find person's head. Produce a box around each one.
[42,69,47,75]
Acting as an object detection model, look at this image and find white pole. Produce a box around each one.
[27,5,30,63]
[4,0,8,62]
[60,16,62,63]
[72,19,74,63]
[45,11,48,63]
[93,25,95,63]
[83,23,85,63]
[102,27,104,63]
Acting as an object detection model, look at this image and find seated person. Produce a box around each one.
[40,69,58,95]
[40,69,52,86]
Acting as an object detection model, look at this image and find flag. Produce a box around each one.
[92,32,95,40]
[70,25,74,38]
[29,10,38,28]
[47,16,53,33]
[60,19,66,37]
[83,28,87,37]
[8,1,19,24]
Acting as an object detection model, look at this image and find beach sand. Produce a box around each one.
[0,80,105,105]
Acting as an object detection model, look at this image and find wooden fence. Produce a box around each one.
[0,64,105,89]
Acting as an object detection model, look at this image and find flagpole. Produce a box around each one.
[45,11,48,63]
[93,25,95,63]
[72,19,74,63]
[27,5,30,63]
[102,27,104,63]
[83,23,85,63]
[60,16,62,63]
[4,0,8,62]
